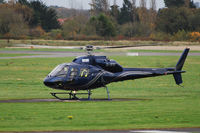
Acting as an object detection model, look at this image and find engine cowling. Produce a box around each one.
[72,55,123,73]
[95,59,123,73]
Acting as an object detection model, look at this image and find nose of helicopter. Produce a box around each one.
[43,76,54,88]
[43,76,66,89]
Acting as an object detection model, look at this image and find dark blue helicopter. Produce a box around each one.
[44,46,190,100]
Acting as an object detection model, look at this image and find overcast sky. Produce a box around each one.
[41,0,200,10]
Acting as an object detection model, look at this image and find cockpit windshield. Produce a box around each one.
[48,64,69,77]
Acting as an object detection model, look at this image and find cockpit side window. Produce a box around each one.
[80,68,89,77]
[56,66,69,77]
[49,65,69,77]
[69,67,78,81]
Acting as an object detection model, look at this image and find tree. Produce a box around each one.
[29,26,45,38]
[90,0,109,15]
[189,9,200,31]
[156,7,192,34]
[150,0,156,10]
[164,0,185,7]
[90,14,116,37]
[19,0,60,31]
[120,22,150,37]
[149,0,157,31]
[138,0,148,24]
[118,0,138,24]
[0,0,5,4]
[110,0,120,21]
[14,3,33,25]
[18,0,30,6]
[0,7,28,38]
[62,19,79,39]
[140,0,146,8]
[164,0,195,8]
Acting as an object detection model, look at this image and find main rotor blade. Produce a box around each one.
[96,43,161,49]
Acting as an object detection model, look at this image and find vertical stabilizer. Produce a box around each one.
[173,73,183,85]
[173,48,190,85]
[176,48,190,71]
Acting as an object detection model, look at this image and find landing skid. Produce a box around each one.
[50,90,92,100]
[51,86,111,100]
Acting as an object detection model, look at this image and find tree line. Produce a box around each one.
[0,0,60,39]
[0,0,200,41]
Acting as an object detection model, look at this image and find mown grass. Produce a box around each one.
[1,47,200,54]
[0,53,36,57]
[0,47,103,52]
[0,55,200,131]
[1,39,200,47]
[127,49,200,53]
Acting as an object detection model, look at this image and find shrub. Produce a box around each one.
[29,26,45,38]
[149,32,171,41]
[190,32,200,41]
[120,22,151,38]
[171,30,190,41]
[49,29,63,40]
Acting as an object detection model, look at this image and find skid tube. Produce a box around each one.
[50,90,92,100]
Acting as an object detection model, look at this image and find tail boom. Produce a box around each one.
[114,48,190,85]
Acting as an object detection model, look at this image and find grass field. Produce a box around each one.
[1,47,200,54]
[0,54,200,131]
[0,53,36,57]
[1,39,200,48]
[0,48,82,52]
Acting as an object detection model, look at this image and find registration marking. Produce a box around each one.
[82,59,89,62]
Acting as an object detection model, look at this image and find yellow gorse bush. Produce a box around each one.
[190,32,200,41]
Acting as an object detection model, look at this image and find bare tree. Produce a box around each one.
[0,7,28,39]
[150,0,156,10]
[139,0,147,24]
[0,0,5,4]
[132,0,136,7]
[68,0,77,16]
[113,0,117,5]
[131,0,137,22]
[90,0,109,15]
[110,0,119,19]
[149,0,157,32]
[140,0,146,8]
[185,0,190,8]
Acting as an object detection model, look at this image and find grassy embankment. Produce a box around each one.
[1,47,200,54]
[0,54,200,131]
[1,39,200,47]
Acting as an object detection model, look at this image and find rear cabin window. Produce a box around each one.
[80,68,89,77]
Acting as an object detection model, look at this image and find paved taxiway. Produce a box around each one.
[0,98,148,103]
[1,128,199,133]
[0,50,200,59]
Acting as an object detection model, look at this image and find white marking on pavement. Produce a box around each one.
[127,52,139,56]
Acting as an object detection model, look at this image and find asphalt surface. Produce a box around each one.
[0,50,200,59]
[0,98,148,103]
[1,128,200,133]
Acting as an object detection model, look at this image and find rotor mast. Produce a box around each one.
[85,45,94,55]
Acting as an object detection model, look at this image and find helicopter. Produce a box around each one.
[43,45,190,100]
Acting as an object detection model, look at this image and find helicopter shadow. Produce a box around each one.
[0,98,150,103]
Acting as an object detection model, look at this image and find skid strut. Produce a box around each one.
[105,86,110,100]
[50,90,92,100]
